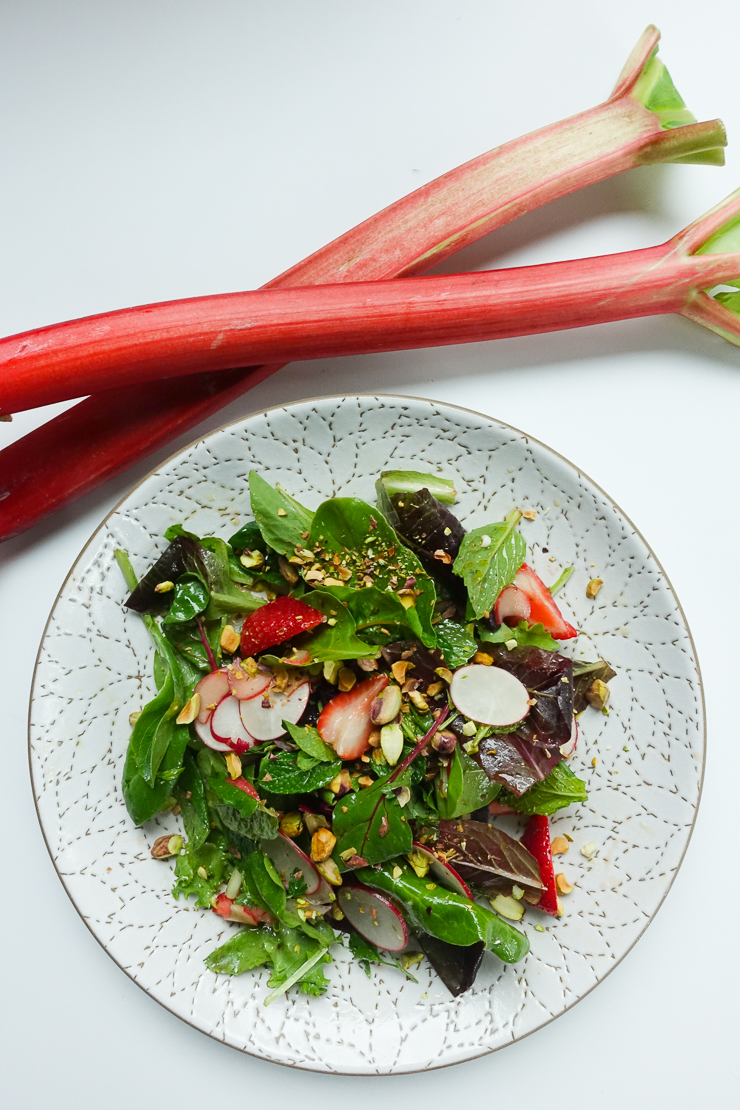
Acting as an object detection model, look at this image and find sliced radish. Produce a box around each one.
[239,681,310,741]
[227,664,270,701]
[194,669,230,723]
[411,842,473,899]
[305,876,333,907]
[260,832,321,896]
[193,715,232,752]
[449,664,530,728]
[561,717,578,758]
[210,696,258,753]
[337,884,409,952]
[494,585,531,627]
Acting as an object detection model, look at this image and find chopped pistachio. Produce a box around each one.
[154,580,175,594]
[461,720,477,737]
[586,678,610,710]
[380,723,404,766]
[279,812,303,838]
[220,624,241,653]
[580,841,597,859]
[550,836,569,855]
[175,692,201,725]
[407,850,430,879]
[310,828,337,862]
[489,894,524,921]
[224,752,242,779]
[586,577,603,599]
[555,872,574,894]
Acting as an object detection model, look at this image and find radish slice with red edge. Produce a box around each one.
[210,696,257,753]
[193,715,232,752]
[227,664,270,701]
[493,585,531,627]
[260,832,321,896]
[194,668,230,723]
[561,717,578,758]
[239,681,310,741]
[410,842,473,899]
[449,664,530,728]
[337,884,409,952]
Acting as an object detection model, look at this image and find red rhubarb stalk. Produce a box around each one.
[0,26,726,538]
[2,188,740,412]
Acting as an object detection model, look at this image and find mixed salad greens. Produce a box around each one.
[116,469,615,1002]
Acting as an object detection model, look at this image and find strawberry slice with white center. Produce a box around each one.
[317,673,389,759]
[514,563,577,639]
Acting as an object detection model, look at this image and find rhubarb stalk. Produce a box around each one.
[0,26,726,539]
[3,187,740,411]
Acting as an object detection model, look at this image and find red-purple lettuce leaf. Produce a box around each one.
[435,819,543,895]
[478,733,563,797]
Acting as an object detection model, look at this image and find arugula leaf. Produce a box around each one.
[173,839,231,907]
[248,471,314,556]
[478,620,559,651]
[453,512,526,619]
[297,587,377,661]
[258,751,341,794]
[173,751,210,850]
[496,763,588,816]
[332,774,413,866]
[435,619,477,668]
[435,745,501,819]
[266,924,333,997]
[309,497,437,648]
[283,721,337,762]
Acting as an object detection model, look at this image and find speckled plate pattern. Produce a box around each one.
[29,395,704,1074]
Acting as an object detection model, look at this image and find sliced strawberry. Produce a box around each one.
[317,673,389,759]
[212,893,275,926]
[521,814,559,917]
[514,563,577,639]
[240,596,324,656]
[229,776,261,801]
[212,892,234,918]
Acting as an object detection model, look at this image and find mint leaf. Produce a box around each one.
[453,513,525,619]
[478,620,559,651]
[258,751,341,794]
[248,471,314,557]
[497,763,588,816]
[283,720,338,762]
[435,619,477,668]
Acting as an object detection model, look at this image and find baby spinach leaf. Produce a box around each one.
[435,746,501,819]
[435,619,477,668]
[478,620,559,651]
[453,513,526,619]
[297,587,377,661]
[309,497,437,647]
[173,751,209,850]
[244,851,288,919]
[248,471,314,556]
[333,774,413,866]
[173,839,231,907]
[258,751,341,795]
[283,721,338,762]
[121,743,172,825]
[162,572,210,625]
[496,762,588,816]
[130,671,177,784]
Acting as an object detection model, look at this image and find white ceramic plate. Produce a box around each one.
[29,395,704,1074]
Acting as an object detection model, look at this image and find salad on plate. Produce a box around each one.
[115,469,614,1002]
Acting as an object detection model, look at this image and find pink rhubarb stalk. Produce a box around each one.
[0,25,726,537]
[3,188,740,411]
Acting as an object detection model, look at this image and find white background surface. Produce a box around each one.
[1,1,737,1104]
